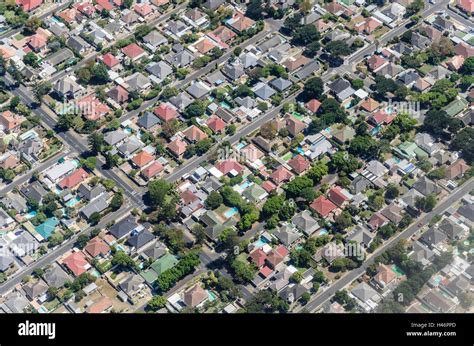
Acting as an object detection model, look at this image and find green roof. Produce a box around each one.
[444,98,468,117]
[242,184,267,202]
[396,141,418,159]
[35,217,59,239]
[141,269,158,285]
[150,253,178,276]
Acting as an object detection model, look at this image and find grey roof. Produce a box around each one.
[54,76,81,96]
[445,276,469,296]
[146,61,173,80]
[10,231,39,255]
[347,225,374,248]
[204,0,225,9]
[109,215,138,239]
[141,241,167,260]
[20,181,47,204]
[119,274,145,294]
[46,48,74,66]
[239,52,258,68]
[438,218,464,239]
[413,176,439,196]
[186,82,210,99]
[137,112,160,130]
[329,78,351,94]
[165,50,195,67]
[23,279,48,299]
[420,227,448,247]
[414,133,440,155]
[410,240,435,264]
[117,137,143,157]
[400,188,424,210]
[0,255,14,272]
[293,60,320,80]
[143,30,167,48]
[270,77,292,92]
[274,225,302,246]
[235,96,257,108]
[4,292,29,313]
[1,193,27,213]
[222,63,245,80]
[43,263,71,288]
[457,204,474,222]
[104,130,128,146]
[125,72,151,91]
[292,210,319,236]
[349,175,373,194]
[127,229,155,249]
[205,69,226,85]
[351,282,379,303]
[170,92,194,110]
[279,283,309,302]
[77,183,106,201]
[80,195,109,219]
[67,35,90,54]
[375,62,403,78]
[253,83,276,100]
[398,70,420,85]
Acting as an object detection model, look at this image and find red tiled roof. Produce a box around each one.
[122,43,145,59]
[142,161,163,179]
[249,249,267,267]
[167,138,187,156]
[183,125,208,142]
[87,296,112,313]
[16,0,43,11]
[58,168,89,190]
[95,0,113,11]
[84,237,109,258]
[270,166,293,184]
[287,155,310,174]
[215,160,244,175]
[368,212,388,230]
[305,99,321,113]
[310,196,337,217]
[328,186,348,207]
[206,116,226,133]
[261,180,277,193]
[63,251,89,276]
[101,53,120,68]
[132,151,154,168]
[154,103,177,122]
[259,266,273,278]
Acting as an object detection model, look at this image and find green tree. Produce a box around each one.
[205,191,223,210]
[88,132,104,154]
[147,295,167,311]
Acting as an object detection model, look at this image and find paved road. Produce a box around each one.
[298,178,474,313]
[0,204,134,295]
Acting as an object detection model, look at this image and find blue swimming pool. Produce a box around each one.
[224,207,238,219]
[318,229,329,236]
[253,236,269,249]
[25,210,37,219]
[65,196,81,207]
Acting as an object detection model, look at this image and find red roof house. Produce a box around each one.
[58,168,89,190]
[101,53,120,69]
[131,151,154,168]
[141,161,163,180]
[288,155,310,174]
[154,103,177,122]
[206,116,226,133]
[310,196,337,217]
[16,0,43,11]
[270,166,293,185]
[215,160,244,175]
[122,43,146,60]
[328,186,349,207]
[249,249,267,267]
[305,99,322,113]
[182,125,208,142]
[84,237,110,258]
[167,138,187,157]
[62,251,90,276]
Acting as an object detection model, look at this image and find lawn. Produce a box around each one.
[417,64,434,76]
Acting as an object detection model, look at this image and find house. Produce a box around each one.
[76,94,110,121]
[457,0,474,14]
[170,93,194,110]
[109,215,138,239]
[16,0,43,12]
[270,166,293,185]
[143,31,167,50]
[104,130,128,146]
[438,218,465,240]
[154,103,178,122]
[182,8,209,28]
[137,112,160,130]
[183,284,208,308]
[131,151,154,169]
[328,186,349,207]
[226,12,255,33]
[54,77,83,99]
[0,111,24,133]
[101,53,120,70]
[253,82,276,100]
[119,274,146,302]
[207,116,226,133]
[43,263,71,288]
[270,78,292,92]
[86,296,113,313]
[287,155,310,174]
[349,175,373,194]
[305,99,322,113]
[58,168,89,190]
[67,35,91,55]
[108,85,129,104]
[445,159,469,180]
[146,61,173,81]
[23,279,48,300]
[203,0,224,10]
[165,49,196,68]
[347,225,375,248]
[84,237,110,258]
[62,251,90,276]
[274,225,302,246]
[351,282,382,311]
[187,81,211,99]
[368,213,389,230]
[79,195,109,220]
[127,229,154,250]
[420,227,447,249]
[209,26,236,44]
[214,160,244,176]
[20,181,47,204]
[124,72,151,92]
[367,55,388,72]
[167,138,187,157]
[380,203,404,224]
[413,176,439,197]
[410,241,435,268]
[414,133,440,156]
[422,290,456,313]
[286,117,306,137]
[310,196,337,217]
[292,210,320,236]
[122,43,147,61]
[328,78,355,102]
[141,161,164,180]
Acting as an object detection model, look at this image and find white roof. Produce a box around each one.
[208,167,223,178]
[354,89,368,99]
[44,160,76,182]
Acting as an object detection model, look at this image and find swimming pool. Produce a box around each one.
[235,142,246,151]
[253,236,269,249]
[65,196,81,208]
[224,207,238,219]
[220,101,231,109]
[318,229,329,236]
[25,210,37,219]
[208,291,217,302]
